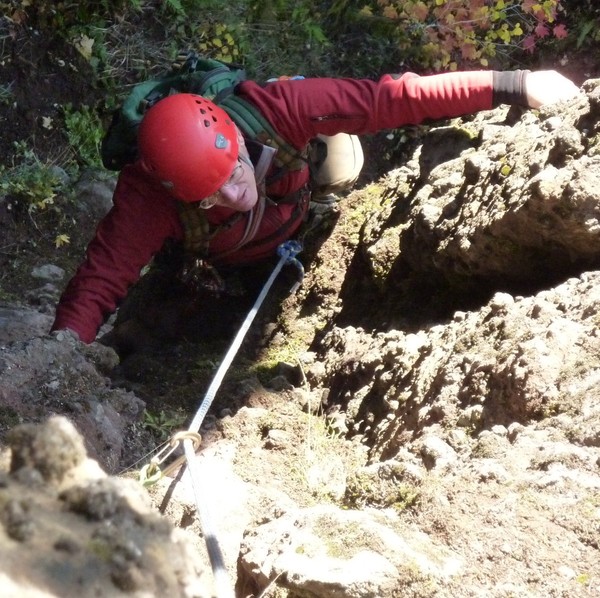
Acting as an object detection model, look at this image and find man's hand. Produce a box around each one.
[525,70,582,109]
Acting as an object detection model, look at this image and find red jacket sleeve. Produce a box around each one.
[238,70,495,148]
[51,164,183,343]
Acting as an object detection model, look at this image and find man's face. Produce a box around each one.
[199,137,258,212]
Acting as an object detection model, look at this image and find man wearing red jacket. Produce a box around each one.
[51,68,579,344]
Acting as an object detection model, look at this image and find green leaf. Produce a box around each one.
[577,20,596,49]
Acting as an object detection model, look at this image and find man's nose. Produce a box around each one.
[218,184,239,204]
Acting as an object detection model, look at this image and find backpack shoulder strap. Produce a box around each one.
[219,94,307,173]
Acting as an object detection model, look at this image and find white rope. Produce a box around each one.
[188,241,302,433]
[177,241,303,597]
[183,438,235,598]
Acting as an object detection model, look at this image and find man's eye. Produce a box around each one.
[227,164,242,184]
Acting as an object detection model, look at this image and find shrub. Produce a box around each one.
[63,104,104,168]
[1,0,141,30]
[359,0,569,70]
[0,143,63,213]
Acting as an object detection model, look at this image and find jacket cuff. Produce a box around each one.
[492,70,530,107]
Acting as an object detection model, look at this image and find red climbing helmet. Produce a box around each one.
[138,93,239,202]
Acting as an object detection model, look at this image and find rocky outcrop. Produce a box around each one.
[239,504,462,597]
[2,82,600,597]
[312,275,600,456]
[0,318,144,473]
[366,80,600,288]
[0,416,209,597]
[253,81,600,596]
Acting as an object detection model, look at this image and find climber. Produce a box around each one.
[50,67,580,344]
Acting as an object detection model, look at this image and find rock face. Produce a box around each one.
[298,279,600,596]
[2,83,600,597]
[239,504,462,598]
[251,82,600,596]
[0,417,209,597]
[314,277,600,458]
[0,324,144,473]
[374,81,600,284]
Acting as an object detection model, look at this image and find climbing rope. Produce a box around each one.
[139,240,304,598]
[187,239,304,433]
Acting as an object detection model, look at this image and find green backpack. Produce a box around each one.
[101,51,307,175]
